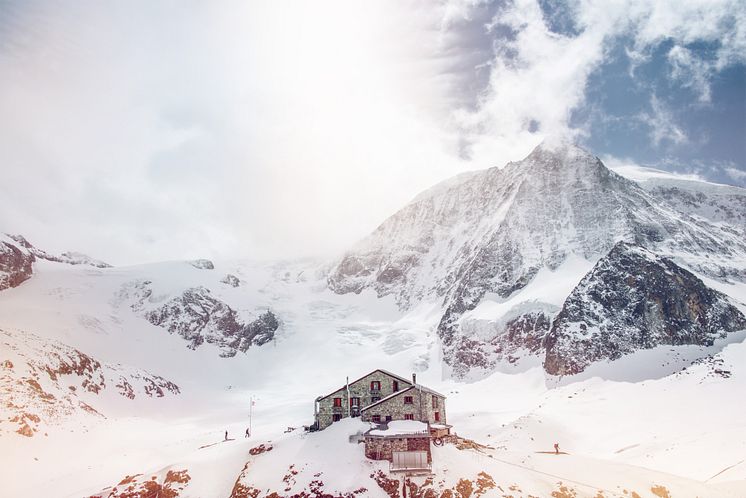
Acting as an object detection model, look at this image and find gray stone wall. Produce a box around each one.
[361,388,446,425]
[315,370,412,430]
[364,436,431,462]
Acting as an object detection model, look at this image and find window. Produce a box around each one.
[371,397,380,403]
[333,397,342,407]
[434,412,440,422]
[393,380,399,392]
[372,415,381,423]
[332,414,342,422]
[370,381,381,391]
[432,395,438,408]
[404,396,413,404]
[350,397,360,407]
[404,414,414,420]
[385,415,392,422]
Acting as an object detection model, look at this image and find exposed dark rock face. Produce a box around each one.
[0,238,35,291]
[145,287,278,356]
[190,259,214,270]
[221,274,240,287]
[502,311,552,351]
[544,242,746,376]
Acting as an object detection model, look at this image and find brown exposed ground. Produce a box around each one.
[371,470,496,498]
[88,469,191,498]
[650,485,671,498]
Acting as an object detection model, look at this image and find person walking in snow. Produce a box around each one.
[245,427,250,438]
[554,442,560,454]
[224,430,228,441]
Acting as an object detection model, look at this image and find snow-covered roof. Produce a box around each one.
[316,369,413,401]
[366,420,428,436]
[360,384,446,411]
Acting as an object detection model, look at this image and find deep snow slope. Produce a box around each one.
[611,164,746,226]
[1,327,180,440]
[1,244,746,497]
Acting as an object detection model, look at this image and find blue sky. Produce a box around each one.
[575,38,746,185]
[0,1,744,263]
[445,0,746,185]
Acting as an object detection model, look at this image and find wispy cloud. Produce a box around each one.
[725,167,746,182]
[452,0,746,159]
[667,45,713,103]
[639,95,689,147]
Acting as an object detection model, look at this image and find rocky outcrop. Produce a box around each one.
[0,235,35,291]
[544,242,746,375]
[145,287,278,356]
[0,329,179,437]
[189,259,214,270]
[57,251,111,268]
[1,233,111,292]
[221,274,240,287]
[88,469,191,498]
[10,234,112,268]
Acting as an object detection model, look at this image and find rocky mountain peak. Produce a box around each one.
[526,139,596,163]
[329,142,746,378]
[507,140,621,192]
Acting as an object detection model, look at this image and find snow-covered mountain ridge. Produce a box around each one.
[328,142,746,378]
[1,233,110,292]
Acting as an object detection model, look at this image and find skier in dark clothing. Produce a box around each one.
[224,430,228,441]
[245,428,250,438]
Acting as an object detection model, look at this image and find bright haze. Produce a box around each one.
[0,0,744,265]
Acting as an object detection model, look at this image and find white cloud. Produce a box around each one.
[0,1,471,264]
[453,0,746,160]
[667,45,713,103]
[639,95,689,147]
[0,0,744,264]
[725,167,746,182]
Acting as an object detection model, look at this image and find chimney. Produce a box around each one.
[412,373,417,385]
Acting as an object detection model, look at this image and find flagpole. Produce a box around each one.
[249,395,253,437]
